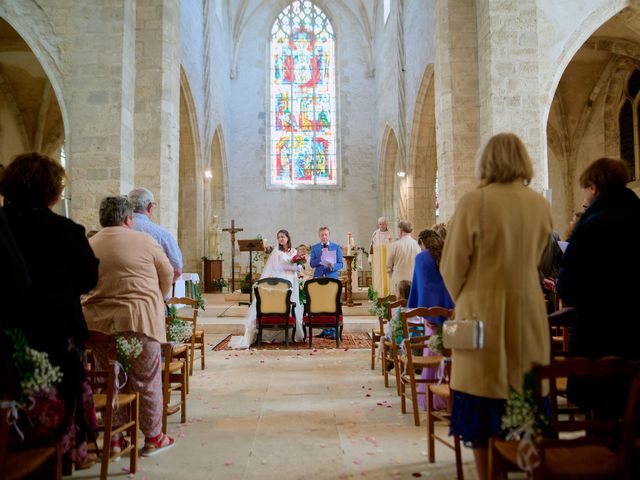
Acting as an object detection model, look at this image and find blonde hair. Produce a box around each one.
[476,133,534,186]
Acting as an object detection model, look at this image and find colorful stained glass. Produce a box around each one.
[270,1,337,186]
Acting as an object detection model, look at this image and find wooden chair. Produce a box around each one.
[85,331,139,480]
[426,357,464,480]
[489,357,640,480]
[166,297,203,376]
[371,294,396,370]
[381,299,406,394]
[0,365,62,480]
[160,342,187,434]
[303,277,343,348]
[398,307,453,426]
[254,277,296,347]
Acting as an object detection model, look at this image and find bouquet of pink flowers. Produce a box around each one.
[291,254,306,266]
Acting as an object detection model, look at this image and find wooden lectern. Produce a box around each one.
[237,239,264,305]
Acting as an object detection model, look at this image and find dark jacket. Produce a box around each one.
[2,202,99,355]
[556,186,640,415]
[0,208,30,318]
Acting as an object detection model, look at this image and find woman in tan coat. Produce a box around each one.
[440,133,552,480]
[82,196,174,457]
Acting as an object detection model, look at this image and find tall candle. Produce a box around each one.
[347,232,353,256]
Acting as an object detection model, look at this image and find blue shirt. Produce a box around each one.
[309,241,343,279]
[132,213,183,270]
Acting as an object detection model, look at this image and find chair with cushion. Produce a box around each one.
[303,277,343,348]
[382,298,406,394]
[426,357,464,480]
[85,331,139,480]
[398,306,453,426]
[254,277,296,347]
[160,342,187,434]
[371,294,396,371]
[489,357,640,480]
[166,297,203,377]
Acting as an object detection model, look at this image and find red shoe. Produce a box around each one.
[141,433,174,457]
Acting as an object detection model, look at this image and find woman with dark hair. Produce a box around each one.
[0,152,99,468]
[408,228,454,412]
[230,229,305,348]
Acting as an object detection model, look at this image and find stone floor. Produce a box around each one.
[70,335,477,480]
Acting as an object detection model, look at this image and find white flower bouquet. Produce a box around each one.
[115,335,143,372]
[167,319,193,343]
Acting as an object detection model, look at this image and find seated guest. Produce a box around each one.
[0,152,99,468]
[408,229,455,411]
[82,196,175,456]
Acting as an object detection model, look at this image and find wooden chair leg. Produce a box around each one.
[427,388,436,463]
[130,395,139,475]
[371,330,376,370]
[335,322,340,348]
[180,363,187,424]
[308,327,313,348]
[285,325,289,348]
[411,378,421,426]
[200,341,205,370]
[454,434,464,480]
[400,379,407,413]
[189,344,195,376]
[383,346,390,388]
[393,346,402,397]
[101,402,113,480]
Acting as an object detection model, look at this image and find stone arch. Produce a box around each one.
[178,67,203,273]
[0,4,68,152]
[407,64,436,234]
[206,125,229,273]
[542,0,631,126]
[380,126,400,227]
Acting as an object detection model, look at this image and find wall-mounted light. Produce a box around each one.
[396,171,406,178]
[204,169,213,179]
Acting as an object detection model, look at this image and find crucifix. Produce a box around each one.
[223,219,244,294]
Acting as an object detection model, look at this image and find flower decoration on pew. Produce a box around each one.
[114,335,143,373]
[166,304,193,344]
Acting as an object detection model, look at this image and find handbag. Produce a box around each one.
[442,318,484,350]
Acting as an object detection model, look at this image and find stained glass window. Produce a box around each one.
[270,1,337,186]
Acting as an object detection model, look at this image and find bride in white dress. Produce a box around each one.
[229,229,305,349]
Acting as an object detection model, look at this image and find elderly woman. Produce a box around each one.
[82,196,174,457]
[0,152,99,468]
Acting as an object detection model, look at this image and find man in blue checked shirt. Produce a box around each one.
[128,187,183,282]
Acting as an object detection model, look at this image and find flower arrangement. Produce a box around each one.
[115,335,143,373]
[501,370,550,472]
[212,278,228,291]
[298,280,307,305]
[166,304,193,343]
[191,282,206,311]
[4,329,63,402]
[291,254,306,266]
[428,325,444,354]
[367,288,389,319]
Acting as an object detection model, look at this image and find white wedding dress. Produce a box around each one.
[228,248,305,349]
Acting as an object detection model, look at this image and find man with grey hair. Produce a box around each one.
[368,216,394,297]
[129,187,183,281]
[386,220,420,297]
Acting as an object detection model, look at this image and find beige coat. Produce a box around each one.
[386,234,420,296]
[82,226,174,343]
[440,182,552,399]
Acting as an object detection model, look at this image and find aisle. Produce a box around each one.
[72,343,475,479]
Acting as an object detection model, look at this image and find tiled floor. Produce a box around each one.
[71,337,476,479]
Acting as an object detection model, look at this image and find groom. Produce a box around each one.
[310,226,343,279]
[309,226,343,339]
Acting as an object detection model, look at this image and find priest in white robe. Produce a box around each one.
[368,217,394,297]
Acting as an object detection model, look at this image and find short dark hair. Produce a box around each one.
[0,152,66,207]
[579,157,630,191]
[99,196,133,227]
[398,281,412,300]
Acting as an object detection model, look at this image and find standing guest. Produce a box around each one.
[309,226,343,338]
[556,157,640,419]
[82,196,175,456]
[408,229,455,411]
[431,222,448,242]
[386,220,420,297]
[440,133,552,480]
[0,152,100,468]
[128,187,183,282]
[368,216,394,297]
[309,226,343,279]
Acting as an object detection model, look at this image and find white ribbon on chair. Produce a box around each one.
[435,357,450,385]
[505,420,541,473]
[1,400,24,441]
[112,361,128,410]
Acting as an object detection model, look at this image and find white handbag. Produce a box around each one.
[442,318,484,350]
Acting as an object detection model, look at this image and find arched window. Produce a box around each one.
[618,69,640,180]
[270,0,337,186]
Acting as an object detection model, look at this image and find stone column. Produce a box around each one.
[476,0,547,191]
[435,0,481,220]
[63,0,136,227]
[134,0,181,235]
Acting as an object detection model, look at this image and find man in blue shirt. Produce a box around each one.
[128,187,183,282]
[309,226,343,279]
[309,226,343,338]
